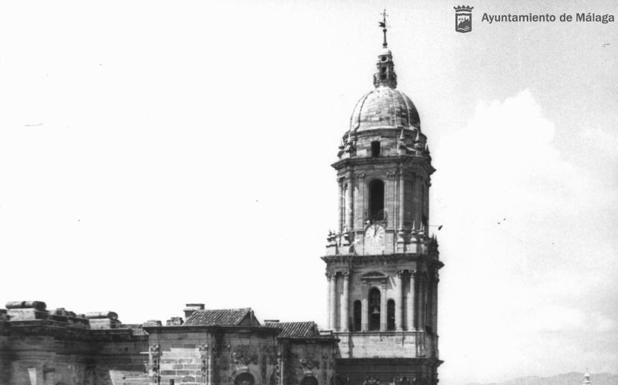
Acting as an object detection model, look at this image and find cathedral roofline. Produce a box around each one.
[143,324,282,335]
[0,319,147,340]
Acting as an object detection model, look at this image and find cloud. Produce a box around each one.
[433,90,618,384]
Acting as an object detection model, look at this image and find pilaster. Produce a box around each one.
[361,283,369,332]
[395,270,404,331]
[408,270,416,331]
[341,271,350,332]
[326,272,335,329]
[379,282,387,332]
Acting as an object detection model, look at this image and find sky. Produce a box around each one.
[0,1,616,385]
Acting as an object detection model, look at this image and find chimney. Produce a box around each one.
[184,303,205,318]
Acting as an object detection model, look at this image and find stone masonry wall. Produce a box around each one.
[146,327,281,385]
[0,302,148,385]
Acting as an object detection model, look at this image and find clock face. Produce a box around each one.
[365,224,385,239]
[364,224,385,254]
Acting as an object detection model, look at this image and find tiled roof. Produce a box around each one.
[184,308,255,327]
[265,321,319,338]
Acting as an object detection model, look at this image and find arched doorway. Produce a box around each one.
[301,376,319,385]
[234,373,255,385]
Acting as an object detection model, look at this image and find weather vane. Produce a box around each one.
[379,9,389,48]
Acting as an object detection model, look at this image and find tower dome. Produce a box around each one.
[348,43,420,133]
[350,86,420,132]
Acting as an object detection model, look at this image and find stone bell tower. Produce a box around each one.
[323,14,443,385]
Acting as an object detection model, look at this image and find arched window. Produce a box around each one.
[235,373,255,385]
[301,376,319,385]
[353,300,362,331]
[368,179,385,221]
[371,141,381,157]
[368,287,381,331]
[387,299,396,330]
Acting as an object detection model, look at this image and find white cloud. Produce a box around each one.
[434,90,618,384]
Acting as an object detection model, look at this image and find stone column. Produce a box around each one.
[395,271,404,331]
[341,271,349,332]
[326,273,333,329]
[414,175,421,228]
[361,283,369,332]
[425,274,430,332]
[198,344,212,385]
[148,344,161,385]
[357,173,366,230]
[407,271,416,331]
[346,172,354,231]
[380,282,387,332]
[338,180,344,233]
[418,273,426,331]
[432,271,439,333]
[279,343,288,385]
[329,273,337,330]
[208,344,215,385]
[399,169,405,229]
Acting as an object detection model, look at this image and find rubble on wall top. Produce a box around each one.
[1,300,130,331]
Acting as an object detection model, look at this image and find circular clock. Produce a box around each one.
[364,224,385,254]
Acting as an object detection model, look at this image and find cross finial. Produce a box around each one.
[379,9,389,48]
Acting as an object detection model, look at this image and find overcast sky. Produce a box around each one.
[0,1,616,385]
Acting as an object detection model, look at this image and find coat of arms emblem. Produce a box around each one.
[454,5,474,33]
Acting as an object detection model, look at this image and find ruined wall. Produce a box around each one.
[0,323,148,385]
[0,303,148,385]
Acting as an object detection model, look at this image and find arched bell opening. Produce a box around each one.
[368,179,385,221]
[368,287,381,331]
[387,299,396,330]
[353,300,362,331]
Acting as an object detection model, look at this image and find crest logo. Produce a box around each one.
[454,5,474,33]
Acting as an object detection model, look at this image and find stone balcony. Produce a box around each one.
[325,229,439,258]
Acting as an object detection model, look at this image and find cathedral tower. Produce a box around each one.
[323,15,443,385]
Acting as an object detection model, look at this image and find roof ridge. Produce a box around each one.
[193,307,252,312]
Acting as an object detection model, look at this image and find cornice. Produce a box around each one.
[322,253,439,266]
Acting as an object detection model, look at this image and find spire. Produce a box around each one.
[379,9,389,48]
[373,10,397,88]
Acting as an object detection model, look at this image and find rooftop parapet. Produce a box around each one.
[166,316,184,326]
[3,301,132,330]
[49,308,89,328]
[86,311,119,320]
[143,320,163,327]
[86,311,122,329]
[6,300,49,321]
[6,300,47,311]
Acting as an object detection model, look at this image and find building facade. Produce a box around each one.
[0,22,442,385]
